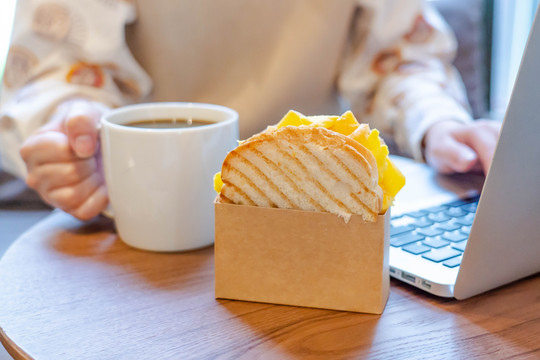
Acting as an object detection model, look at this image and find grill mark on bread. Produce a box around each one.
[299,143,377,218]
[221,183,255,206]
[328,147,378,201]
[215,194,225,203]
[305,141,379,206]
[294,143,355,214]
[217,194,233,204]
[235,151,294,208]
[257,142,325,212]
[250,147,323,211]
[222,159,275,207]
[341,145,376,185]
[274,144,348,214]
[351,193,377,219]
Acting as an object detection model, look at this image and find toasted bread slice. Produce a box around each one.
[218,126,383,221]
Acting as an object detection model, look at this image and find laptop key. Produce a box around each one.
[425,205,447,212]
[436,222,462,232]
[417,227,443,237]
[461,203,478,213]
[402,243,431,255]
[427,212,451,222]
[446,207,467,217]
[422,247,462,262]
[452,240,467,252]
[443,256,462,268]
[407,210,428,218]
[390,225,415,236]
[390,233,425,247]
[442,232,468,242]
[413,217,433,228]
[423,238,450,248]
[455,216,475,226]
[461,226,472,235]
[447,199,469,207]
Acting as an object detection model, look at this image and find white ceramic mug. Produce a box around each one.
[100,102,238,252]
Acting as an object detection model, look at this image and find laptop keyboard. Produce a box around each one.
[390,195,479,268]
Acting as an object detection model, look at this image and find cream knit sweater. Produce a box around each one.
[0,0,472,177]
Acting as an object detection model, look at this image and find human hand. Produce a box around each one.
[423,119,502,175]
[20,98,110,220]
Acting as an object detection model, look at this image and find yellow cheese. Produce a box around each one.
[275,110,313,128]
[381,157,406,211]
[214,172,223,193]
[328,110,360,136]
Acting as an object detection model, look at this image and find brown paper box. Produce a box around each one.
[214,202,390,314]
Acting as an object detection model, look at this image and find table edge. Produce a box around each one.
[1,326,34,359]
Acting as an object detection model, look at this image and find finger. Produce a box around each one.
[460,127,499,174]
[63,102,103,158]
[20,132,77,167]
[31,158,97,193]
[71,185,109,221]
[445,142,478,173]
[426,137,479,174]
[44,172,103,212]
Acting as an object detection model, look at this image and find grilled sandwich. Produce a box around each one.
[217,125,383,221]
[214,110,405,222]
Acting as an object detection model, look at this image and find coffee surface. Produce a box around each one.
[125,118,214,129]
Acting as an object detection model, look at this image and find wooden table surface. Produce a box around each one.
[0,211,539,360]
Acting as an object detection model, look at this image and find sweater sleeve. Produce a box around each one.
[339,0,472,161]
[0,0,152,177]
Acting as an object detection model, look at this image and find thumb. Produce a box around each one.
[63,100,108,158]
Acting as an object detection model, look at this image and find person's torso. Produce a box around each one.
[126,0,357,138]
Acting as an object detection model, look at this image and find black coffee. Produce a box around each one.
[125,118,214,129]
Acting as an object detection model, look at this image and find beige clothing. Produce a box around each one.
[0,0,472,178]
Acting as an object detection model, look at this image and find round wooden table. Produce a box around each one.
[1,211,540,359]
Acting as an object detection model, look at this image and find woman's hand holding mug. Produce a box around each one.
[20,98,110,220]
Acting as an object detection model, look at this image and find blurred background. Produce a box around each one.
[429,0,540,120]
[489,0,540,118]
[0,0,539,358]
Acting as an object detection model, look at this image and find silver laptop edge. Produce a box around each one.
[390,5,540,299]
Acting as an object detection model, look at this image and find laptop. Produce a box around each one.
[388,5,540,299]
